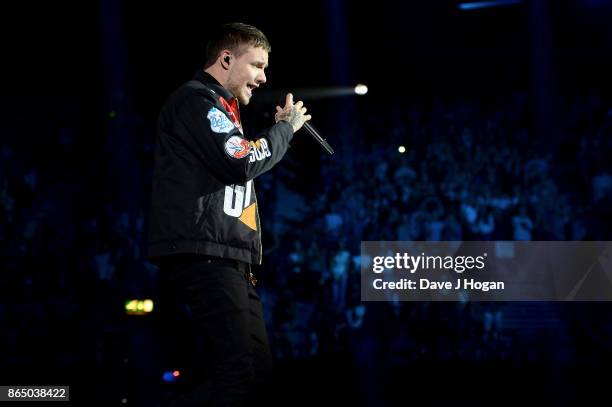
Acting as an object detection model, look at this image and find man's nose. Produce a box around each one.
[257,71,267,85]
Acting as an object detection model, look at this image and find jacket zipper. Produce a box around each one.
[235,96,262,265]
[253,181,263,265]
[234,96,262,267]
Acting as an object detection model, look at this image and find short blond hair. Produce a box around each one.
[204,22,271,68]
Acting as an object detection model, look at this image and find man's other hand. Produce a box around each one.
[274,93,312,133]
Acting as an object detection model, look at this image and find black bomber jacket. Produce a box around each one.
[147,70,294,264]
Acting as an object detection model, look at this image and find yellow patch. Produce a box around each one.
[239,203,258,231]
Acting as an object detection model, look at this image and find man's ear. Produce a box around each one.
[221,52,231,69]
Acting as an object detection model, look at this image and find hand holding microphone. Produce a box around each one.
[274,93,334,155]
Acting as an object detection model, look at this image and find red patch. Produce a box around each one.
[219,96,243,133]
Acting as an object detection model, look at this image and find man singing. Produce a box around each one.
[148,22,311,406]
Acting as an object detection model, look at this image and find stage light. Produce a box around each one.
[125,299,154,315]
[162,370,182,383]
[354,84,368,95]
[398,146,406,153]
[458,0,521,11]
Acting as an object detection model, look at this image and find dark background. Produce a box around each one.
[2,0,612,406]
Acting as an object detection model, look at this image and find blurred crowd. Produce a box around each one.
[1,90,611,390]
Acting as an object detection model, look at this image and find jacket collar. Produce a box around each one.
[193,70,236,103]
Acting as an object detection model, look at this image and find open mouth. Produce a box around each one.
[246,84,257,96]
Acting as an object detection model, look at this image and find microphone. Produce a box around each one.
[302,121,334,155]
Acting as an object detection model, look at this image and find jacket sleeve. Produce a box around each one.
[175,90,295,185]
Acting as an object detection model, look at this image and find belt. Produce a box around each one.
[202,256,257,288]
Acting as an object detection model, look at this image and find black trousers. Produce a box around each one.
[157,254,273,407]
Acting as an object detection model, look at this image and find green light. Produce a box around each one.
[125,299,154,315]
[109,110,117,119]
